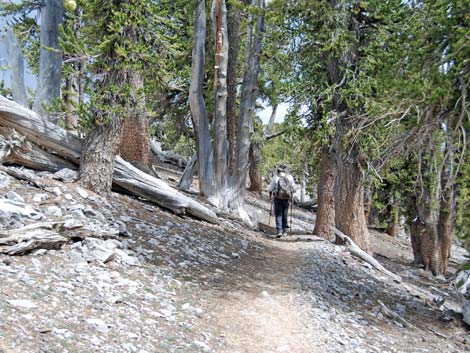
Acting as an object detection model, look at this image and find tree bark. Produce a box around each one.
[313,146,335,239]
[80,115,124,196]
[334,124,371,253]
[119,72,153,174]
[437,142,456,275]
[189,0,213,198]
[414,142,440,275]
[0,28,28,107]
[226,0,243,175]
[213,0,229,208]
[410,216,424,266]
[33,0,64,119]
[386,199,399,237]
[247,142,262,194]
[177,154,198,191]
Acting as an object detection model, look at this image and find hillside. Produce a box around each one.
[0,162,469,353]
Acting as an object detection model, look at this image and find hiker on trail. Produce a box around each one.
[268,163,296,238]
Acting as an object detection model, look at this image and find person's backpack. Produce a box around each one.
[276,173,292,200]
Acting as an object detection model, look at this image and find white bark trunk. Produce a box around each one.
[212,0,229,208]
[189,0,213,199]
[33,0,64,119]
[232,0,265,212]
[0,28,28,106]
[178,154,197,191]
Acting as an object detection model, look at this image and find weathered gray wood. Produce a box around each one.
[33,0,64,118]
[232,0,265,209]
[0,165,44,189]
[189,0,213,198]
[177,154,197,191]
[114,157,218,224]
[150,140,187,167]
[0,127,77,172]
[0,222,65,238]
[0,96,82,163]
[1,230,67,255]
[0,28,28,106]
[332,226,402,283]
[212,0,229,208]
[0,96,218,224]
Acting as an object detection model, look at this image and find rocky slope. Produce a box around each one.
[0,165,468,353]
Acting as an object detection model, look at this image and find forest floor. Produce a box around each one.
[0,162,469,353]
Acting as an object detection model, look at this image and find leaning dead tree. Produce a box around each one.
[0,96,218,224]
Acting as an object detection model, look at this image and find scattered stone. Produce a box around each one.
[53,168,78,183]
[6,190,24,203]
[33,193,48,203]
[86,318,111,333]
[7,299,37,309]
[76,187,89,199]
[0,173,11,188]
[44,206,63,217]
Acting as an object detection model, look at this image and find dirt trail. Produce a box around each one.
[200,238,325,353]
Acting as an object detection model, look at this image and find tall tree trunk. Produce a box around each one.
[80,117,123,195]
[189,0,213,198]
[437,139,457,275]
[386,199,399,237]
[226,0,243,175]
[232,0,264,213]
[118,73,152,174]
[0,28,28,106]
[410,216,424,266]
[247,142,262,194]
[33,0,64,119]
[415,142,440,275]
[313,146,335,239]
[213,0,229,208]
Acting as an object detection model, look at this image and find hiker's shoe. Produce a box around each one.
[282,231,287,235]
[276,231,282,238]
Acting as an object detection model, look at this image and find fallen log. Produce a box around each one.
[1,230,67,255]
[0,127,77,172]
[0,221,65,238]
[331,226,402,283]
[150,139,187,167]
[114,157,218,223]
[0,95,218,224]
[0,96,82,163]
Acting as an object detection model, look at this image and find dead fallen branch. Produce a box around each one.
[0,96,218,224]
[331,227,402,283]
[0,230,67,255]
[378,300,415,329]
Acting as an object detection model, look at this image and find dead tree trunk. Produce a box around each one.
[33,0,64,119]
[177,154,198,191]
[226,0,244,175]
[232,0,264,215]
[212,0,229,208]
[190,0,213,199]
[0,28,28,107]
